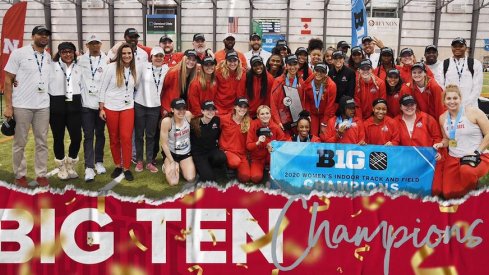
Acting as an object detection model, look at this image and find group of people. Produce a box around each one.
[2,25,489,199]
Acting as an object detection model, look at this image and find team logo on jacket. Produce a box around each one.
[212,123,218,129]
[416,122,423,128]
[381,125,388,132]
[370,87,377,93]
[394,94,399,98]
[369,152,388,170]
[283,96,292,107]
[342,76,347,82]
[97,67,103,73]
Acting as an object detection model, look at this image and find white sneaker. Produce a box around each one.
[85,168,96,182]
[95,162,106,174]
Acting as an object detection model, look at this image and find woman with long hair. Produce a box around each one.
[385,68,410,117]
[161,49,198,116]
[302,63,337,136]
[133,47,169,173]
[348,46,365,71]
[188,56,217,116]
[433,85,489,199]
[159,98,196,186]
[295,47,312,81]
[246,56,274,118]
[49,42,83,180]
[266,53,284,78]
[354,59,386,120]
[289,110,321,142]
[396,94,444,196]
[400,62,444,119]
[219,97,252,183]
[321,96,365,144]
[398,48,434,83]
[215,50,246,115]
[374,47,399,80]
[363,98,399,145]
[247,105,286,184]
[189,100,226,182]
[322,47,335,71]
[99,43,138,181]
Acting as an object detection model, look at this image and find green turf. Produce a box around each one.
[483,72,489,97]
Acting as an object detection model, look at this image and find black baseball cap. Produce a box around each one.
[32,25,51,36]
[58,42,76,52]
[276,40,287,48]
[250,33,261,40]
[201,100,216,110]
[372,98,388,107]
[411,62,426,72]
[400,94,416,106]
[380,47,393,56]
[124,28,139,37]
[387,68,400,77]
[184,49,197,58]
[400,48,414,57]
[159,35,173,43]
[361,36,373,43]
[314,63,328,73]
[171,98,187,109]
[226,51,239,61]
[332,50,344,59]
[425,45,437,53]
[359,59,372,69]
[351,46,363,55]
[340,96,356,109]
[202,56,216,65]
[451,37,466,46]
[285,54,298,64]
[337,41,350,49]
[250,55,264,66]
[235,97,249,107]
[1,118,16,136]
[193,33,205,41]
[295,47,308,55]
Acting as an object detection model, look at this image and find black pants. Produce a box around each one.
[192,149,227,182]
[81,107,106,168]
[49,94,82,160]
[134,102,160,162]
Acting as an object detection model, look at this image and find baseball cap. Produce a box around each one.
[411,62,426,72]
[359,59,372,69]
[285,54,298,64]
[380,47,393,56]
[400,94,416,106]
[250,55,264,66]
[193,33,205,41]
[150,46,164,56]
[276,40,287,48]
[171,98,187,109]
[184,49,197,58]
[250,33,261,40]
[314,63,328,73]
[361,36,373,43]
[400,48,414,57]
[332,50,345,59]
[351,46,363,55]
[387,68,400,77]
[340,96,356,109]
[58,42,76,52]
[295,47,308,55]
[32,25,51,36]
[451,37,466,46]
[202,56,216,65]
[124,28,139,37]
[223,33,235,40]
[86,33,101,43]
[226,51,239,61]
[159,35,173,43]
[425,44,437,53]
[337,41,350,49]
[1,118,16,136]
[235,97,250,107]
[201,100,216,110]
[372,98,388,107]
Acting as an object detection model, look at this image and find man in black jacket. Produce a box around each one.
[328,50,356,104]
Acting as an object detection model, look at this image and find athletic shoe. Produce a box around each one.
[15,176,28,188]
[131,158,137,165]
[36,177,49,187]
[124,170,134,181]
[85,168,96,182]
[111,167,123,178]
[135,161,144,172]
[146,163,158,173]
[95,162,106,174]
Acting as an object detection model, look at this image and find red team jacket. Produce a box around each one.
[270,75,305,126]
[400,78,445,119]
[395,111,442,146]
[161,68,182,114]
[219,113,248,157]
[215,68,246,115]
[246,119,286,160]
[247,72,275,118]
[302,75,337,125]
[386,84,411,118]
[321,116,365,144]
[399,64,435,84]
[187,78,217,116]
[373,65,401,80]
[354,75,387,120]
[364,116,400,145]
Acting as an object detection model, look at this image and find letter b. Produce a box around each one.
[316,149,335,168]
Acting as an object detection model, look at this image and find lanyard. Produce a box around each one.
[454,58,465,83]
[336,116,352,128]
[152,66,163,91]
[33,50,45,75]
[312,80,324,110]
[123,68,131,93]
[447,107,463,139]
[89,55,102,80]
[295,134,310,142]
[285,75,297,88]
[58,61,74,87]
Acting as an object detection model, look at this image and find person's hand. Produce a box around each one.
[358,140,367,145]
[3,106,13,119]
[257,135,266,145]
[99,109,106,121]
[266,143,273,153]
[338,124,348,135]
[279,123,284,131]
[435,152,441,161]
[373,37,384,48]
[433,142,444,150]
[385,141,393,146]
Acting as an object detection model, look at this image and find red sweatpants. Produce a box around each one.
[225,151,251,183]
[431,149,447,197]
[309,113,322,136]
[105,108,134,170]
[250,157,269,184]
[442,154,489,199]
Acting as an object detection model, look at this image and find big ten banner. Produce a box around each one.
[146,14,176,34]
[270,142,435,196]
[367,17,400,56]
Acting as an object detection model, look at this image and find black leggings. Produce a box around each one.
[49,95,82,160]
[192,149,227,182]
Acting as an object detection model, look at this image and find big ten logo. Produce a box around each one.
[316,149,365,169]
[3,38,20,54]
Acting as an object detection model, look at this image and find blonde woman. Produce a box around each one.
[188,56,217,116]
[215,51,246,115]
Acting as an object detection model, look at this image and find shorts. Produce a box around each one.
[166,151,192,162]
